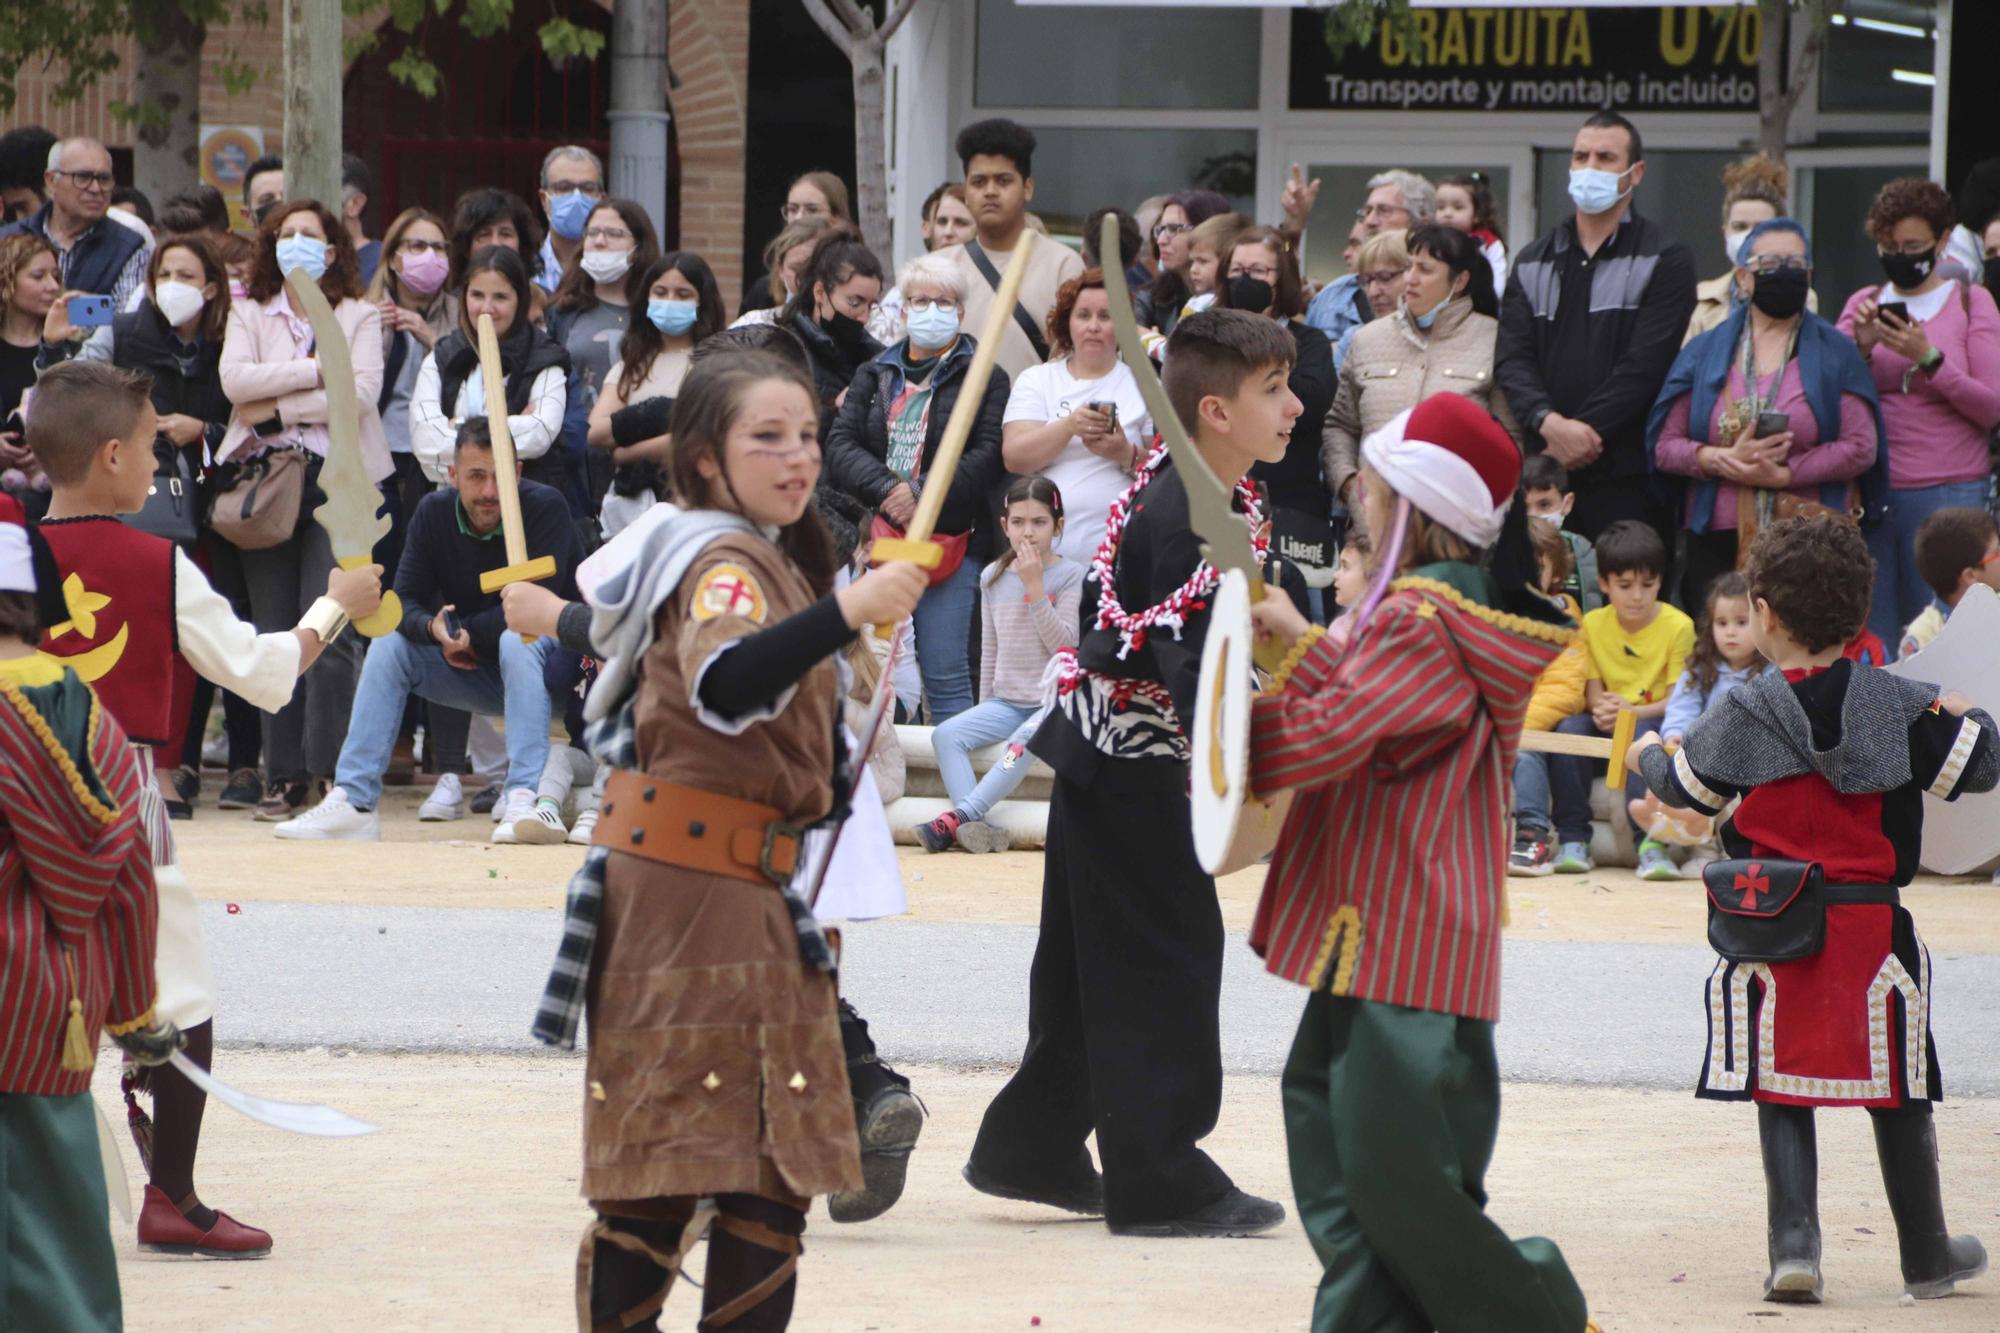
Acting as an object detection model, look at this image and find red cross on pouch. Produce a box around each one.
[1734,861,1770,910]
[709,574,757,615]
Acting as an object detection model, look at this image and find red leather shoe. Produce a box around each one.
[137,1185,272,1258]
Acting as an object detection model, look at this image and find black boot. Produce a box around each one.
[1759,1103,1823,1302]
[828,999,922,1224]
[1871,1105,1989,1298]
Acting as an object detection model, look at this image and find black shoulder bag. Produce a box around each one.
[1702,859,1825,963]
[965,239,1050,363]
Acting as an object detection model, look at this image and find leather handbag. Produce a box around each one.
[207,447,306,551]
[1703,858,1826,963]
[122,440,199,547]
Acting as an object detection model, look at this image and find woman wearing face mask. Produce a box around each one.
[545,198,662,519]
[824,252,1008,724]
[1649,219,1885,615]
[1684,156,1820,346]
[771,231,885,430]
[410,245,570,491]
[871,183,975,344]
[1322,224,1508,517]
[1000,269,1155,565]
[1837,178,2000,646]
[587,252,725,536]
[217,198,389,819]
[364,208,455,556]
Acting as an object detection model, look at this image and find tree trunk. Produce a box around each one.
[130,1,205,204]
[283,0,342,210]
[851,33,890,251]
[1757,2,1789,159]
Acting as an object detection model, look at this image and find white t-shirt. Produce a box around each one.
[1003,358,1155,564]
[1880,280,1955,323]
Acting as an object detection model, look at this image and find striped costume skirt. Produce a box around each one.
[1697,896,1939,1109]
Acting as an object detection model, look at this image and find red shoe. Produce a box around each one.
[137,1185,272,1258]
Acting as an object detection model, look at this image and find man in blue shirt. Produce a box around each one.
[1303,168,1434,347]
[0,138,149,309]
[534,145,606,294]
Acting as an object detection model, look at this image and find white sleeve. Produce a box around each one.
[173,549,302,712]
[1002,364,1051,425]
[409,352,452,484]
[507,364,567,461]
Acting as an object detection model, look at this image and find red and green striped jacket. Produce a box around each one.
[1248,571,1569,1020]
[0,658,158,1095]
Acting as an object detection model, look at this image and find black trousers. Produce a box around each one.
[1569,472,1672,550]
[1678,526,1739,616]
[969,771,1233,1226]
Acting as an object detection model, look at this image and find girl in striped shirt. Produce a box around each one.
[918,477,1083,853]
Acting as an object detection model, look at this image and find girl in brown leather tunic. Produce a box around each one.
[575,351,926,1332]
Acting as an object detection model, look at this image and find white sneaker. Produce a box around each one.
[490,788,538,844]
[513,798,570,845]
[567,807,598,846]
[418,772,464,822]
[273,787,379,841]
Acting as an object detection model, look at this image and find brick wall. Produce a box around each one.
[670,0,749,310]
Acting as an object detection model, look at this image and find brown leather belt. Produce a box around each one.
[593,770,804,886]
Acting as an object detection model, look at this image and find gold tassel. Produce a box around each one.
[60,951,93,1072]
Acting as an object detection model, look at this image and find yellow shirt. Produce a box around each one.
[1580,603,1695,706]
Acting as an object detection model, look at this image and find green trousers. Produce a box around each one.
[1282,994,1586,1333]
[0,1091,122,1333]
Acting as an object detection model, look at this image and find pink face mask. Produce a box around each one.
[399,249,450,296]
[229,280,249,303]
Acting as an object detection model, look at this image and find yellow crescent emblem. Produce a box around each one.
[41,623,130,682]
[41,572,131,681]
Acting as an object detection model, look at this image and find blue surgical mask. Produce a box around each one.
[547,190,595,242]
[275,233,330,281]
[1411,302,1442,331]
[1567,166,1632,217]
[906,303,961,350]
[647,298,698,336]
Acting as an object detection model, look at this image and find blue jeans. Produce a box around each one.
[933,699,1043,822]
[1517,713,1646,846]
[912,557,979,724]
[336,630,556,811]
[1869,479,1991,649]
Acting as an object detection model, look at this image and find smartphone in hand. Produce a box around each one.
[67,294,114,328]
[1087,400,1119,432]
[1877,300,1910,325]
[1754,411,1790,438]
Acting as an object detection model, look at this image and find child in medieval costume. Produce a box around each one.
[530,350,927,1330]
[1629,513,1994,1304]
[0,507,183,1332]
[965,310,1294,1237]
[25,360,383,1257]
[1246,393,1593,1331]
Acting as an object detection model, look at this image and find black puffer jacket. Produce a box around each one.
[787,310,882,431]
[823,335,1009,561]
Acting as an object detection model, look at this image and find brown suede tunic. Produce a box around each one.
[582,532,861,1207]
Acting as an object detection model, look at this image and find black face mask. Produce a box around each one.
[1227,275,1275,314]
[1879,247,1935,290]
[1749,266,1811,320]
[1983,265,2000,309]
[825,309,871,353]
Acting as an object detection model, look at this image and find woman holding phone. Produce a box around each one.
[1649,218,1885,614]
[1837,178,2000,646]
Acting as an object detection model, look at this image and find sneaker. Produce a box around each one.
[471,783,501,817]
[490,788,538,844]
[417,772,465,822]
[200,732,230,769]
[165,764,198,821]
[217,768,263,810]
[955,819,1010,854]
[1107,1186,1287,1239]
[916,810,962,853]
[252,780,315,822]
[1508,827,1555,877]
[272,787,379,841]
[566,808,598,846]
[512,798,570,845]
[961,1160,1105,1217]
[1551,841,1594,874]
[829,1084,924,1224]
[1636,838,1679,882]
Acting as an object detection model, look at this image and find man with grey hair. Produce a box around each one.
[0,138,149,309]
[534,145,605,293]
[1303,167,1434,346]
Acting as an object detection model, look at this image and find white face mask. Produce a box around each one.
[580,249,633,284]
[1723,227,1754,269]
[154,280,207,328]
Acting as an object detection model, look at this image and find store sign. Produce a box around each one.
[1288,5,1764,113]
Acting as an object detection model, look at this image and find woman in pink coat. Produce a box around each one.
[218,198,388,820]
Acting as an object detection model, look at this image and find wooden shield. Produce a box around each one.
[1885,582,2000,874]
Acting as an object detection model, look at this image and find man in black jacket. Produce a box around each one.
[273,417,582,843]
[0,138,148,309]
[1496,111,1696,543]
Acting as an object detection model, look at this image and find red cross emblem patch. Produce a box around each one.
[692,564,768,623]
[1733,862,1772,910]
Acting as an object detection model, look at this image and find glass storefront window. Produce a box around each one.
[975,1,1258,110]
[1014,127,1255,239]
[1817,0,1934,115]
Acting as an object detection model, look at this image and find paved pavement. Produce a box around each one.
[202,901,2000,1095]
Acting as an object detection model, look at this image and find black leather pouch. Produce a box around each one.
[1703,858,1825,963]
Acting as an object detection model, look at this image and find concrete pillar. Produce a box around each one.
[609,0,671,239]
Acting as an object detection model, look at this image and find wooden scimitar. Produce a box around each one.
[1520,707,1636,786]
[285,270,401,637]
[473,312,557,638]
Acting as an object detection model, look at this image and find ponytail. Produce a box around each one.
[986,475,1066,587]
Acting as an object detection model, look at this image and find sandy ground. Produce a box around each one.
[102,1049,2000,1332]
[177,787,2000,950]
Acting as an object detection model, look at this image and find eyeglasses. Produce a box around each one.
[905,298,960,314]
[1356,202,1409,221]
[1152,223,1191,240]
[54,169,113,191]
[546,183,602,200]
[1879,240,1936,256]
[781,202,829,221]
[583,226,632,243]
[1744,255,1811,274]
[398,238,448,254]
[1228,264,1279,281]
[1359,269,1408,289]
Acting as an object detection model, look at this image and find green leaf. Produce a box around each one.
[538,17,603,62]
[1318,0,1417,65]
[387,45,442,97]
[458,0,512,39]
